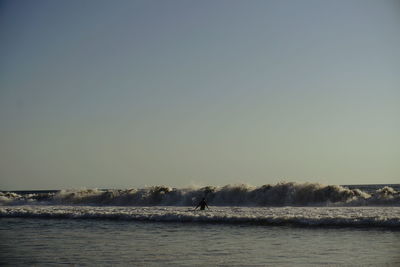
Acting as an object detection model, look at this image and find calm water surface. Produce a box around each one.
[1,218,399,266]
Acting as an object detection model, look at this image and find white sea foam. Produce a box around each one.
[1,205,399,227]
[1,182,399,207]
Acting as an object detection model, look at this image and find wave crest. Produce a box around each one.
[1,182,399,206]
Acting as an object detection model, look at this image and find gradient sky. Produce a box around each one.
[1,0,399,190]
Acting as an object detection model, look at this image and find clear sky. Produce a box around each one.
[1,0,399,190]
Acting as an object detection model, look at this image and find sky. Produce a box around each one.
[0,0,399,190]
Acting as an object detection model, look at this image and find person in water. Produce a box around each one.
[195,198,209,210]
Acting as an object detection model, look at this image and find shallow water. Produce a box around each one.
[1,217,400,266]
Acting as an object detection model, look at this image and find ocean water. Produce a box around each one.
[1,218,399,266]
[1,182,400,266]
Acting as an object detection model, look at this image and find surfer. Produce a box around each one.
[195,198,209,210]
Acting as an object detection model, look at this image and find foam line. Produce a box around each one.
[1,205,399,227]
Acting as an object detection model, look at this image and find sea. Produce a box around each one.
[1,182,399,266]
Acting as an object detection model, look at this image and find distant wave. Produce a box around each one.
[1,206,399,228]
[1,182,399,207]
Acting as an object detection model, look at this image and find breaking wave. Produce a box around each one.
[1,182,399,207]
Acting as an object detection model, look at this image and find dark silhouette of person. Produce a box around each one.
[195,198,209,210]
